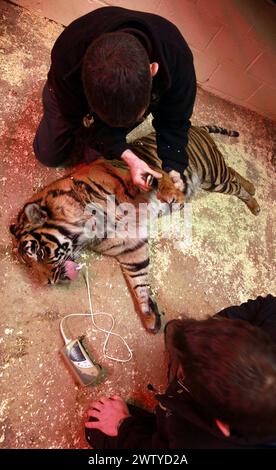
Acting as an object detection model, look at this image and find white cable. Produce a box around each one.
[60,265,133,363]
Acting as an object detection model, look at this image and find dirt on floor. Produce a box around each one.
[0,1,275,449]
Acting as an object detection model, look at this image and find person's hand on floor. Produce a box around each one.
[85,396,131,436]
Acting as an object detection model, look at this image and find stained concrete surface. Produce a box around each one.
[0,1,275,449]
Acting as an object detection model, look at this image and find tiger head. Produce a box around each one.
[10,202,83,284]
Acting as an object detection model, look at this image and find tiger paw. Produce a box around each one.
[246,197,261,216]
[141,296,162,334]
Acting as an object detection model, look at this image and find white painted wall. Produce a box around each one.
[14,0,276,121]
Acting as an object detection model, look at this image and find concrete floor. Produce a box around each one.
[0,1,275,449]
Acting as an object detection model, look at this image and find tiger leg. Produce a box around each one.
[228,166,255,195]
[228,167,260,215]
[210,167,260,215]
[116,240,162,334]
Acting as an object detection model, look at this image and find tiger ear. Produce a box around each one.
[10,223,19,238]
[24,203,48,225]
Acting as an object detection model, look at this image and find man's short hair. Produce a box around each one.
[82,32,152,128]
[166,317,276,438]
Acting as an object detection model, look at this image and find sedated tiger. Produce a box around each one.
[10,125,260,334]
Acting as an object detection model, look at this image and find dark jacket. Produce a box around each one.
[115,295,276,449]
[47,6,197,173]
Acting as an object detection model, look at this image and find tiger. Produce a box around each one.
[10,156,183,334]
[10,124,260,334]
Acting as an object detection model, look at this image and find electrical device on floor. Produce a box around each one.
[61,335,103,387]
[59,266,132,386]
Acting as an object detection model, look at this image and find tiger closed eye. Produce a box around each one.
[44,246,51,256]
[37,248,45,257]
[19,250,33,263]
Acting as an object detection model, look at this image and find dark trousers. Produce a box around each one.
[33,82,99,167]
[33,82,77,167]
[85,404,156,449]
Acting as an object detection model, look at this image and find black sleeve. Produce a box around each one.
[85,116,129,159]
[115,416,166,449]
[215,295,276,344]
[152,57,196,174]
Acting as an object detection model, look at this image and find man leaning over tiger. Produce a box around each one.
[33,7,197,192]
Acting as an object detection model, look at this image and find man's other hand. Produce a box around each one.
[167,169,185,192]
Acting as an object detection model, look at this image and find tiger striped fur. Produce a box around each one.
[10,125,260,334]
[200,125,239,137]
[132,126,260,214]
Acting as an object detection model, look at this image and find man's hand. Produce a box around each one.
[121,149,162,191]
[84,396,131,437]
[168,169,185,192]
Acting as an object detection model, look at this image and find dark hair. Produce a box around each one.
[82,32,152,127]
[165,317,276,438]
